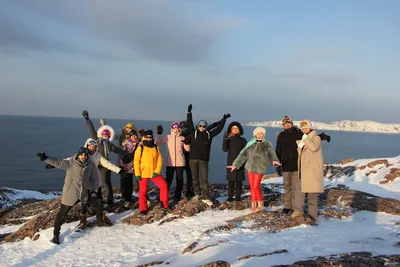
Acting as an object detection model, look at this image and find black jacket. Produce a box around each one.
[187,112,226,162]
[222,122,247,181]
[275,126,303,172]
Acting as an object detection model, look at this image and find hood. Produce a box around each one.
[73,153,89,166]
[84,138,99,154]
[97,125,115,142]
[227,121,243,135]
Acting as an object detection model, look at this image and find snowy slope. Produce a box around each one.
[0,156,399,267]
[246,120,400,134]
[0,186,60,209]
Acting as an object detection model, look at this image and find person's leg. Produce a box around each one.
[126,173,133,203]
[53,204,74,243]
[227,181,235,201]
[235,181,242,201]
[282,172,293,211]
[291,175,305,218]
[184,159,193,196]
[174,167,184,201]
[198,160,209,199]
[165,166,175,191]
[247,172,257,211]
[138,179,149,212]
[307,193,319,220]
[120,173,128,201]
[253,174,264,211]
[152,175,169,208]
[189,160,201,197]
[104,169,113,206]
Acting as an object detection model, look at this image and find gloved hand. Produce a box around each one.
[122,152,134,163]
[302,134,308,140]
[138,129,145,137]
[223,113,231,119]
[276,166,283,176]
[45,164,55,169]
[188,104,192,113]
[37,152,48,161]
[135,176,141,181]
[118,169,126,176]
[223,131,229,139]
[152,172,158,178]
[181,136,190,145]
[82,110,89,120]
[319,132,331,143]
[157,125,163,135]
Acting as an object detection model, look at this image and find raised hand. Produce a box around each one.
[157,125,163,135]
[37,152,48,161]
[82,110,89,120]
[223,113,231,119]
[188,104,193,113]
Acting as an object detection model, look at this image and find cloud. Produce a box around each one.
[273,72,357,87]
[15,0,246,63]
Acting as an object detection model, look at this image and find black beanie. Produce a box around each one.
[144,130,153,138]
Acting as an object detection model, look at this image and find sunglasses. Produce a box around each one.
[198,125,207,128]
[300,121,309,127]
[282,117,292,124]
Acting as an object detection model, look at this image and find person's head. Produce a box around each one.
[76,147,89,162]
[231,125,240,135]
[171,121,181,135]
[300,120,313,134]
[197,120,208,132]
[143,130,154,141]
[253,127,266,141]
[86,139,98,154]
[228,121,243,136]
[127,130,138,143]
[123,123,136,133]
[101,129,111,140]
[281,116,293,130]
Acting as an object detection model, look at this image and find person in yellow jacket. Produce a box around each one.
[134,130,169,214]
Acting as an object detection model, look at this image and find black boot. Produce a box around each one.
[235,181,242,201]
[227,181,234,202]
[77,214,87,230]
[51,235,60,245]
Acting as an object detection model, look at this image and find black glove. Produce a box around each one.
[223,113,231,119]
[276,166,282,176]
[138,129,145,137]
[82,110,89,120]
[157,125,163,135]
[45,164,55,169]
[122,152,134,163]
[37,152,48,161]
[188,104,192,113]
[319,132,331,143]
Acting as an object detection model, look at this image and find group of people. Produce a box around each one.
[37,105,330,245]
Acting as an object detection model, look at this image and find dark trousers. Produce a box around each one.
[120,173,133,202]
[184,158,193,195]
[166,166,184,200]
[101,169,113,205]
[54,197,102,237]
[228,181,242,201]
[189,159,209,199]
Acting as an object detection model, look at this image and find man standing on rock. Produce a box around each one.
[186,104,230,205]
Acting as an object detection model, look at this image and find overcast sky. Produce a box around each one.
[0,0,399,123]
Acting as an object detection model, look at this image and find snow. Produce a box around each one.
[246,120,400,134]
[0,186,60,208]
[0,156,399,266]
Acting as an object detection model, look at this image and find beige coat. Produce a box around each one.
[297,130,324,193]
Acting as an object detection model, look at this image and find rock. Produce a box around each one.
[358,165,367,170]
[262,173,278,180]
[197,260,231,267]
[272,252,400,267]
[134,261,165,267]
[336,158,356,164]
[395,222,400,226]
[324,165,356,180]
[365,170,377,176]
[201,223,237,237]
[320,209,352,219]
[367,159,390,168]
[323,189,400,215]
[219,198,251,211]
[380,168,400,184]
[237,249,288,260]
[182,241,199,254]
[192,240,227,254]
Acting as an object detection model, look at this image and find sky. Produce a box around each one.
[0,0,399,123]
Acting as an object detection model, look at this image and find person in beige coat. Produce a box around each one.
[291,120,324,220]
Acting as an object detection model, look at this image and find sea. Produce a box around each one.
[1,115,400,191]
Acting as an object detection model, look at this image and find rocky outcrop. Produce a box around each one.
[336,158,356,164]
[237,249,288,261]
[380,168,400,184]
[324,165,356,180]
[197,261,231,267]
[272,251,400,267]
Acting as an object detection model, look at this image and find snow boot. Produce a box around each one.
[51,235,60,245]
[291,211,304,219]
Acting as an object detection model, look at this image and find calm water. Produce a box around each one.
[1,115,400,191]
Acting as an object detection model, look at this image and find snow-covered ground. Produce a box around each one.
[0,187,60,209]
[0,156,399,267]
[246,120,400,134]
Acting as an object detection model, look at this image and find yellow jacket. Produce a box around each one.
[134,145,162,178]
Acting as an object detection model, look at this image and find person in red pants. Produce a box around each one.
[227,127,280,212]
[134,130,169,214]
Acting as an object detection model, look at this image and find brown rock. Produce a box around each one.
[320,209,352,219]
[365,170,377,176]
[134,261,165,267]
[197,261,231,267]
[367,159,390,168]
[324,189,400,215]
[219,198,251,211]
[237,249,288,260]
[182,241,199,254]
[336,158,356,164]
[201,223,237,237]
[324,165,356,180]
[192,240,227,254]
[358,165,367,170]
[380,168,400,184]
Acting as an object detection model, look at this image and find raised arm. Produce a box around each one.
[82,110,98,140]
[99,156,121,173]
[44,156,71,170]
[210,114,229,138]
[186,104,196,134]
[222,132,230,152]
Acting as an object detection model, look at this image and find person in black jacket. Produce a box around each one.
[276,116,331,214]
[179,120,194,197]
[186,104,229,204]
[222,122,247,202]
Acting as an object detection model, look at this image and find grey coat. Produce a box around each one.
[232,140,279,174]
[45,155,99,206]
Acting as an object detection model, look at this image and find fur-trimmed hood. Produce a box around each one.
[227,121,244,135]
[97,125,115,142]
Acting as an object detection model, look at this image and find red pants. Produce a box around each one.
[138,176,168,211]
[247,172,263,201]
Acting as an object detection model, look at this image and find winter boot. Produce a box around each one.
[77,214,87,231]
[51,235,60,245]
[282,208,293,215]
[255,201,264,212]
[290,210,304,219]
